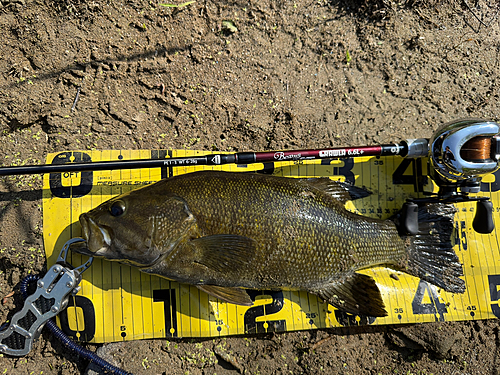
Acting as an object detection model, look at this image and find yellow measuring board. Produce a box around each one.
[42,149,500,343]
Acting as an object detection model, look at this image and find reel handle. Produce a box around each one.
[399,199,495,236]
[473,200,495,234]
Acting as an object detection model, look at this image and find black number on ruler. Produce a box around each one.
[58,296,96,341]
[488,275,500,318]
[151,150,173,179]
[335,158,355,184]
[320,158,355,184]
[455,221,468,251]
[153,289,178,337]
[334,311,376,327]
[392,158,426,192]
[481,168,500,192]
[411,280,448,322]
[243,290,286,334]
[49,152,93,198]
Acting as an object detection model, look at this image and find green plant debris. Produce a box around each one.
[222,20,238,33]
[346,49,352,63]
[160,1,196,8]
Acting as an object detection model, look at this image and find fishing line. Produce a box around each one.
[460,136,493,162]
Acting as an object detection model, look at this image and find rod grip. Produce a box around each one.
[235,152,256,164]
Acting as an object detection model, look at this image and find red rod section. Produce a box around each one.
[254,146,385,163]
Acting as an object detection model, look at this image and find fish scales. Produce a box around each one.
[77,171,465,317]
[151,172,404,286]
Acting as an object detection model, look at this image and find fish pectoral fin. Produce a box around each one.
[197,285,253,306]
[314,272,387,317]
[304,178,371,202]
[190,234,256,273]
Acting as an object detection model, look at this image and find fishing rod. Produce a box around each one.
[0,119,498,178]
[1,119,499,232]
[0,140,428,176]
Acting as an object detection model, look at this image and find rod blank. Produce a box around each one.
[0,143,413,177]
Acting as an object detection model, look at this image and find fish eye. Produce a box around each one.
[109,200,126,217]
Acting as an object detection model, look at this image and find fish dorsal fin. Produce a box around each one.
[314,272,387,317]
[304,178,371,203]
[190,234,257,273]
[197,285,253,306]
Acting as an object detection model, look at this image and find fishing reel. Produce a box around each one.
[401,118,500,235]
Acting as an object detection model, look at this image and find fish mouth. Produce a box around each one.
[78,213,112,257]
[79,213,91,242]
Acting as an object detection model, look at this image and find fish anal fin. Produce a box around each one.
[197,285,253,306]
[314,272,387,317]
[191,234,256,273]
[304,178,371,203]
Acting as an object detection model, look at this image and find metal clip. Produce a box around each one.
[56,237,93,275]
[0,238,93,356]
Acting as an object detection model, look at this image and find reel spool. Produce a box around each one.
[430,118,500,194]
[402,119,500,235]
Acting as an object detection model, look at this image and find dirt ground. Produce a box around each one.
[1,0,500,374]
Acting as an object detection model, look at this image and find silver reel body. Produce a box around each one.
[400,118,500,235]
[430,118,500,192]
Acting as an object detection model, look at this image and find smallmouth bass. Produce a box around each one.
[76,171,465,317]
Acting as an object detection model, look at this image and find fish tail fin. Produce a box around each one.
[400,203,465,294]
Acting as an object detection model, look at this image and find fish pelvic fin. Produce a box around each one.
[314,272,388,317]
[401,203,465,294]
[304,178,371,203]
[197,285,253,306]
